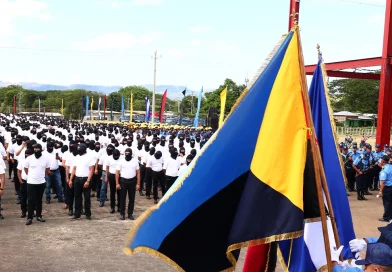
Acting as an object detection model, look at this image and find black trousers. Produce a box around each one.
[66,175,74,210]
[152,171,165,200]
[108,173,120,210]
[74,177,91,218]
[27,183,45,219]
[356,174,368,192]
[8,159,14,178]
[13,160,20,193]
[382,186,392,220]
[92,169,101,194]
[346,172,356,191]
[59,166,66,191]
[20,180,27,214]
[139,164,146,191]
[165,175,177,192]
[120,177,136,216]
[145,168,153,196]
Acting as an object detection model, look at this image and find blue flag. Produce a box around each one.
[145,96,150,122]
[85,96,89,118]
[279,58,356,271]
[193,87,203,127]
[121,95,125,119]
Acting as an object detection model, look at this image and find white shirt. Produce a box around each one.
[8,142,23,161]
[163,157,181,177]
[178,164,188,177]
[74,154,95,177]
[43,150,59,171]
[24,155,50,184]
[116,158,139,179]
[107,157,122,174]
[98,153,111,170]
[0,164,4,175]
[17,157,28,180]
[147,156,163,172]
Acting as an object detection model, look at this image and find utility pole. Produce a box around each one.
[151,50,162,123]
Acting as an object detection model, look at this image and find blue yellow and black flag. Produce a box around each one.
[126,27,315,272]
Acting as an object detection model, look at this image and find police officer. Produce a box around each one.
[354,145,373,201]
[371,144,384,191]
[378,156,392,222]
[341,145,349,161]
[344,154,356,192]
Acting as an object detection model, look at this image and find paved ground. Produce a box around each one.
[0,173,384,272]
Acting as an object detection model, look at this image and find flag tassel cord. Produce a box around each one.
[297,27,336,272]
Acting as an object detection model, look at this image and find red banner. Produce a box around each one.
[13,95,16,114]
[159,89,167,123]
[103,95,107,119]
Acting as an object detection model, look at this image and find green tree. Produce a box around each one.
[328,78,379,113]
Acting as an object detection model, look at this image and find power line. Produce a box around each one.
[339,0,384,7]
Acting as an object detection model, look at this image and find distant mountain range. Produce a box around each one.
[0,81,207,100]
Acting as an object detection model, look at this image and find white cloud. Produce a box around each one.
[22,34,47,47]
[209,40,235,54]
[366,14,384,25]
[167,48,184,58]
[191,39,201,47]
[188,25,213,33]
[72,32,161,51]
[0,0,51,37]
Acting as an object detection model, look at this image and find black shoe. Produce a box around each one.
[370,188,375,191]
[110,208,115,214]
[68,210,73,216]
[54,195,58,199]
[36,217,46,222]
[0,214,4,219]
[139,191,144,196]
[71,216,80,220]
[379,217,389,222]
[364,191,372,195]
[146,195,151,200]
[99,203,104,207]
[357,196,363,201]
[154,199,158,204]
[120,214,125,220]
[16,199,21,204]
[26,219,32,225]
[58,199,64,203]
[348,189,353,192]
[362,195,368,200]
[86,215,91,220]
[128,215,135,220]
[21,213,26,218]
[46,200,51,204]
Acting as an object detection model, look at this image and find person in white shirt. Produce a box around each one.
[115,148,140,220]
[69,144,95,220]
[106,149,121,213]
[24,144,50,225]
[99,144,114,206]
[43,142,64,204]
[7,134,23,203]
[144,146,155,200]
[178,155,194,178]
[90,141,102,200]
[163,148,181,191]
[146,150,165,204]
[137,141,148,197]
[17,148,33,218]
[0,162,5,219]
[63,141,78,216]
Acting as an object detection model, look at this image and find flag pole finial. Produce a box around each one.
[290,9,299,26]
[317,43,323,60]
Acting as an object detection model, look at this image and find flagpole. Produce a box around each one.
[296,26,334,272]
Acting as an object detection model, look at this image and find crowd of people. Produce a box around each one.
[0,113,212,224]
[340,139,392,223]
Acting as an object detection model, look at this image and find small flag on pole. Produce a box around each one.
[98,96,102,120]
[193,87,203,128]
[145,96,150,122]
[159,89,167,123]
[219,87,227,127]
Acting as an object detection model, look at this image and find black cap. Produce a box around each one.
[375,144,381,148]
[355,243,392,266]
[382,155,390,162]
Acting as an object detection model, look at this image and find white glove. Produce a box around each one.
[338,261,350,270]
[349,239,367,254]
[331,246,344,262]
[349,257,363,269]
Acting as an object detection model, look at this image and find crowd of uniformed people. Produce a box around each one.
[0,113,210,225]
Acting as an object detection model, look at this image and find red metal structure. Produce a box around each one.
[293,0,392,146]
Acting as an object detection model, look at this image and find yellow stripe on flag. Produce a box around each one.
[250,30,308,211]
[219,87,227,127]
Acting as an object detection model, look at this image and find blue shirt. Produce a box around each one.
[333,266,362,272]
[354,154,372,171]
[349,151,361,162]
[373,151,384,161]
[379,164,392,186]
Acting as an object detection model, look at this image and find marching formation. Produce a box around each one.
[0,113,211,224]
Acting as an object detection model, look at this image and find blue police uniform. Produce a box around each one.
[354,152,372,200]
[349,150,361,162]
[379,164,392,221]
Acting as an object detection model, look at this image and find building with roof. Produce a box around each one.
[333,111,376,127]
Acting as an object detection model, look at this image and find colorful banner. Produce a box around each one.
[121,95,125,120]
[179,88,186,126]
[103,95,107,120]
[159,89,167,123]
[61,99,64,115]
[85,96,89,118]
[219,87,227,127]
[145,96,150,122]
[98,96,102,120]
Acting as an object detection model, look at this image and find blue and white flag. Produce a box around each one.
[145,96,150,122]
[98,96,102,120]
[86,96,89,118]
[193,87,203,128]
[121,95,125,119]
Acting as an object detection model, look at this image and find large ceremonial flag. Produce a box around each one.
[90,97,94,120]
[121,95,125,120]
[130,93,133,123]
[145,96,150,122]
[179,88,186,126]
[159,89,167,123]
[126,28,316,271]
[98,96,102,120]
[85,96,89,118]
[278,56,353,271]
[193,87,203,128]
[219,87,227,127]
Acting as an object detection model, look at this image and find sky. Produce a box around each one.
[0,0,387,91]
